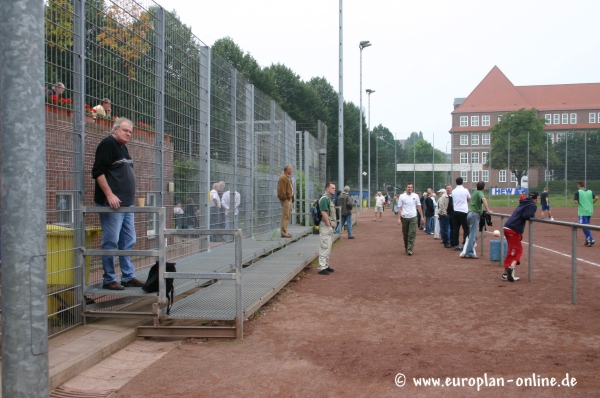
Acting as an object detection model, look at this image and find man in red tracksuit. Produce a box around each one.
[502,191,538,282]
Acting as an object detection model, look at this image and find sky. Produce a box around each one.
[157,0,600,151]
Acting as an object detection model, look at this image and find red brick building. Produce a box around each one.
[449,66,600,190]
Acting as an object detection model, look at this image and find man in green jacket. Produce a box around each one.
[574,180,598,247]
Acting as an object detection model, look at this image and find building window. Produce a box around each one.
[56,193,73,225]
[545,114,552,124]
[460,135,468,145]
[562,114,568,124]
[499,170,506,182]
[482,152,488,164]
[147,193,157,236]
[498,115,503,123]
[482,170,489,182]
[548,132,554,144]
[482,134,490,145]
[482,115,490,126]
[557,133,565,142]
[545,169,554,182]
[511,172,517,183]
[598,112,600,123]
[472,170,479,183]
[460,116,468,126]
[471,135,479,145]
[590,113,596,124]
[471,152,479,163]
[471,116,479,126]
[460,153,468,164]
[570,113,577,124]
[553,114,560,124]
[461,170,468,182]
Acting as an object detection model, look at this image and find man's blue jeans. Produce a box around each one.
[338,214,353,237]
[465,211,480,257]
[439,214,451,244]
[97,204,136,285]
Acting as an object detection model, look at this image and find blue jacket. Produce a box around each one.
[504,199,537,234]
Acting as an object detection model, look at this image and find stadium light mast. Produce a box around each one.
[366,88,375,198]
[359,40,371,212]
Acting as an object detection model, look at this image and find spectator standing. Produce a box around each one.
[451,177,471,251]
[92,118,141,290]
[173,201,184,229]
[540,187,554,220]
[424,192,435,234]
[318,182,337,275]
[574,180,598,247]
[502,191,539,281]
[434,190,444,239]
[277,164,294,238]
[209,184,221,241]
[519,190,527,201]
[373,191,385,221]
[392,194,398,215]
[397,182,424,256]
[437,185,453,248]
[464,181,492,259]
[93,98,112,117]
[418,192,425,230]
[337,186,355,239]
[222,189,241,243]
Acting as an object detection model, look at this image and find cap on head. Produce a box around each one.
[437,188,445,193]
[529,191,539,200]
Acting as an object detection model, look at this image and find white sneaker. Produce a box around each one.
[550,217,554,221]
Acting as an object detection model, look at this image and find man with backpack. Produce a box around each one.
[318,182,337,275]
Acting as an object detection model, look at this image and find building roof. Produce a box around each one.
[452,66,600,114]
[452,66,533,114]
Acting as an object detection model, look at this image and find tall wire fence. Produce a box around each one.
[39,0,323,336]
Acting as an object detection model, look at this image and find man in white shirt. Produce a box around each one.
[209,182,221,242]
[222,189,241,243]
[451,177,471,250]
[396,182,424,255]
[373,191,386,221]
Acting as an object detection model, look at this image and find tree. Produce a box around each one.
[554,130,600,181]
[489,108,556,187]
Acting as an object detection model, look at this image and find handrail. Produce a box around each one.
[486,211,600,304]
[82,206,245,338]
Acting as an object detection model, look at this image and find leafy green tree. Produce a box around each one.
[489,108,557,187]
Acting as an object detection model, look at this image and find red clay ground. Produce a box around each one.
[115,206,600,397]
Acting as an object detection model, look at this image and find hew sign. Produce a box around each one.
[490,188,527,196]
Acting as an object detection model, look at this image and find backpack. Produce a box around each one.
[142,261,177,315]
[312,196,325,225]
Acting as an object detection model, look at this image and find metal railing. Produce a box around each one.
[485,212,600,304]
[83,206,244,338]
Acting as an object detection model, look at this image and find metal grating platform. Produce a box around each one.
[165,234,326,320]
[84,226,313,299]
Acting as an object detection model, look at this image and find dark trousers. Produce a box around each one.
[439,214,451,244]
[451,211,469,247]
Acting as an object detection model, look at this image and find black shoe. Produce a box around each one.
[326,267,334,272]
[318,269,330,275]
[103,281,125,290]
[407,250,413,255]
[348,236,355,239]
[454,246,462,251]
[121,277,144,287]
[445,244,452,248]
[507,266,517,282]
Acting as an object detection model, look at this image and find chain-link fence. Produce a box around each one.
[39,0,323,336]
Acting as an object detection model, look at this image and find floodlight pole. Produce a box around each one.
[338,0,344,190]
[367,88,375,200]
[359,40,371,212]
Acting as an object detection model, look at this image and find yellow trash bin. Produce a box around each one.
[46,225,102,317]
[363,199,368,208]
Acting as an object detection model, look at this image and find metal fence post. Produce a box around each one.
[0,0,49,393]
[571,226,577,304]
